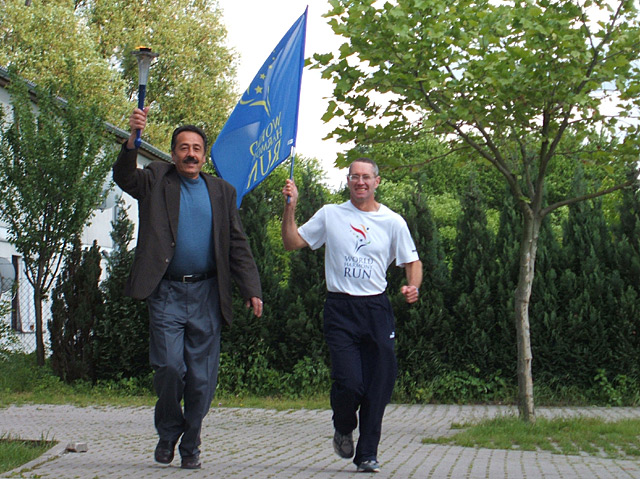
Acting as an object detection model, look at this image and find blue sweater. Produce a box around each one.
[165,175,216,276]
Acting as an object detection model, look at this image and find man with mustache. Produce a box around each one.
[113,107,263,470]
[281,158,422,473]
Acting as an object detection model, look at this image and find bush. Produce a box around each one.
[394,367,514,404]
[0,321,20,360]
[217,353,330,398]
[590,369,640,407]
[49,237,103,383]
[94,200,150,381]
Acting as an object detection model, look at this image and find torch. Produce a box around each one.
[132,46,159,148]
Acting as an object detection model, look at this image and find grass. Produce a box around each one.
[0,435,55,475]
[0,352,331,410]
[423,415,640,460]
[213,394,330,411]
[2,390,329,411]
[1,389,330,410]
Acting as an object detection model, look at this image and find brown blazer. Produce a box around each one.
[112,144,262,326]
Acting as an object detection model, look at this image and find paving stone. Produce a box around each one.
[1,404,640,478]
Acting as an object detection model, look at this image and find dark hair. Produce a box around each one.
[170,125,208,152]
[349,157,379,177]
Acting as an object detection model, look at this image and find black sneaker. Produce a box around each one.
[333,430,354,458]
[357,460,381,473]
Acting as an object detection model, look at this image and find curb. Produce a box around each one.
[1,442,67,478]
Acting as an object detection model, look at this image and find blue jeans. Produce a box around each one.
[147,277,223,458]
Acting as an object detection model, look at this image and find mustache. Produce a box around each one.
[183,156,199,164]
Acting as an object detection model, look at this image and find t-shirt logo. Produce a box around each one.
[350,223,371,253]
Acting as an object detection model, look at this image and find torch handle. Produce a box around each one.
[134,84,147,148]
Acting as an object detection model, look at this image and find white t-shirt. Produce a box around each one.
[298,201,419,296]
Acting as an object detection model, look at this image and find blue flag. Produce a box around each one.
[211,8,307,207]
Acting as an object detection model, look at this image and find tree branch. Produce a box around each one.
[416,79,519,192]
[541,179,633,217]
[390,145,473,171]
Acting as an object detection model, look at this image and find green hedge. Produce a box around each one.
[56,160,637,404]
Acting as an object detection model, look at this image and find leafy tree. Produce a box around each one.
[313,0,640,421]
[94,199,150,381]
[0,0,126,121]
[0,72,113,366]
[84,0,237,150]
[1,0,237,151]
[49,237,103,382]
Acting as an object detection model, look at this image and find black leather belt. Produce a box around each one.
[163,271,216,283]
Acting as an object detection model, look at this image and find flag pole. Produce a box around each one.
[287,145,295,204]
[285,6,307,204]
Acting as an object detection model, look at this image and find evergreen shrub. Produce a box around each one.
[49,237,103,383]
[94,200,149,381]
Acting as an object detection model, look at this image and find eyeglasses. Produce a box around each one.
[347,174,375,182]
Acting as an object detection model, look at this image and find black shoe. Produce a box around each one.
[333,429,354,459]
[154,439,176,464]
[181,455,202,469]
[357,459,381,473]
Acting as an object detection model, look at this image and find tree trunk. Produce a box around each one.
[514,211,541,423]
[34,286,45,366]
[11,256,22,332]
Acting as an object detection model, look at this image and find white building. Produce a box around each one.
[0,66,171,352]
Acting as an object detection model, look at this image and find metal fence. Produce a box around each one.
[1,277,49,354]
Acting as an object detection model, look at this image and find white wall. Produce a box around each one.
[0,72,163,353]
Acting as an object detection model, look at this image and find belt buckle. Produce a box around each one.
[182,274,195,283]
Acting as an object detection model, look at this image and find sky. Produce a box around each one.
[216,0,347,190]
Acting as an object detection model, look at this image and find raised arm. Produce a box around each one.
[113,107,153,200]
[281,179,309,251]
[126,107,149,149]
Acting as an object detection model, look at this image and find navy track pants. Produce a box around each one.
[323,292,397,465]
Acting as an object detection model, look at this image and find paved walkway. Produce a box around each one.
[1,403,640,478]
